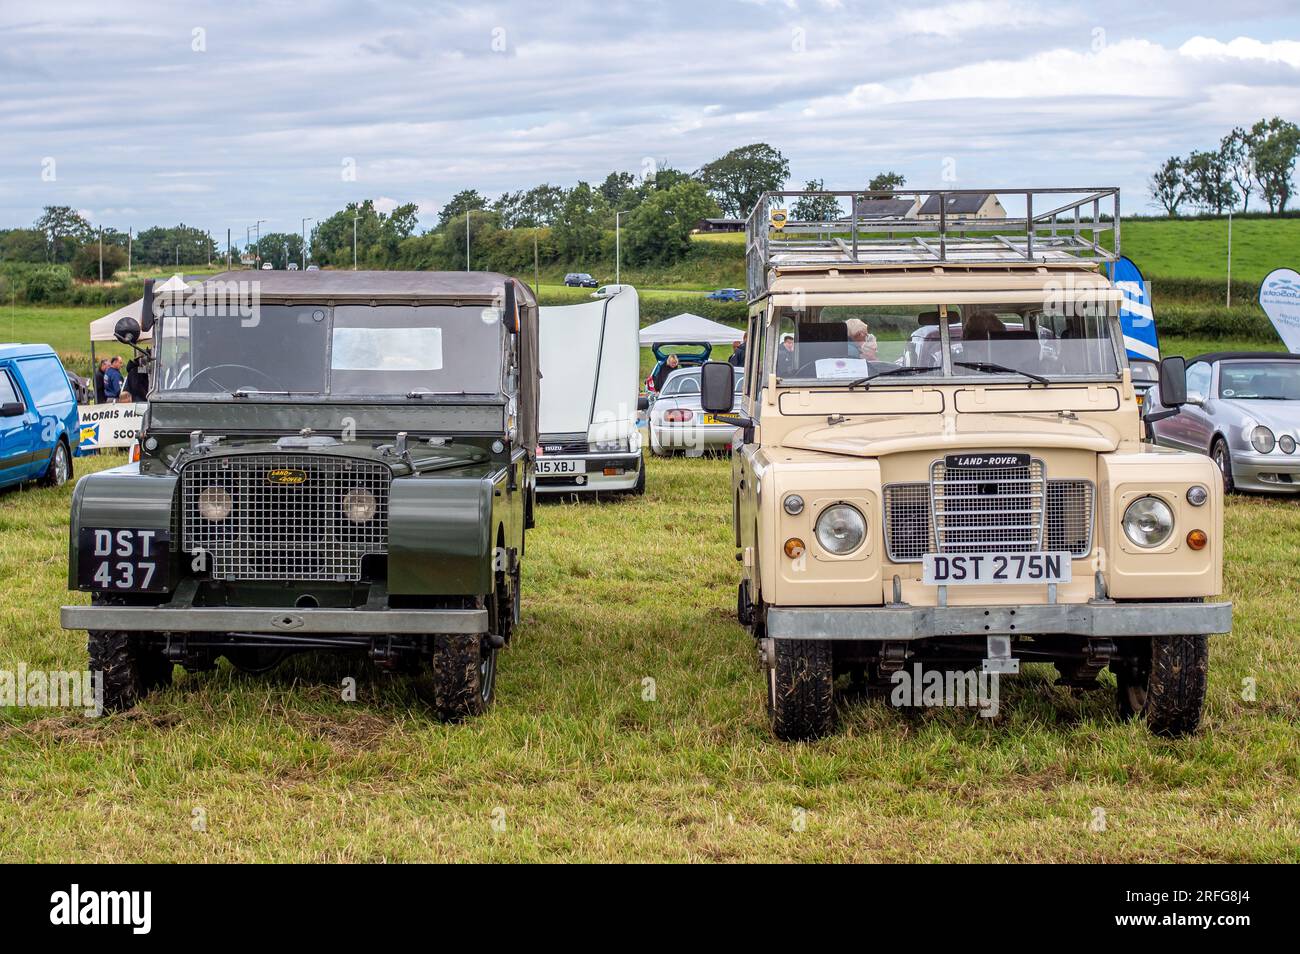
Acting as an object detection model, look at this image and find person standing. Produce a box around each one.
[104,356,124,402]
[93,359,109,404]
[652,353,680,392]
[729,332,747,367]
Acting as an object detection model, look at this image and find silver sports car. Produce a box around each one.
[1149,351,1300,493]
[648,366,743,456]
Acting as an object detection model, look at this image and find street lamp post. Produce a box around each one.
[98,227,104,282]
[302,217,313,270]
[255,219,266,269]
[352,214,359,270]
[127,228,132,274]
[615,210,631,285]
[466,211,471,271]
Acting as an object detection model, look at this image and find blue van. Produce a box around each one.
[0,344,79,491]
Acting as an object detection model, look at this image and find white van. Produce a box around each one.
[537,285,645,495]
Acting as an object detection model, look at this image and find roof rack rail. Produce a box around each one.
[744,187,1119,300]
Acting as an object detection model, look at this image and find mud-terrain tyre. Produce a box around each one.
[767,638,834,741]
[1211,438,1235,494]
[41,440,71,488]
[1115,634,1209,737]
[423,634,496,721]
[87,630,173,713]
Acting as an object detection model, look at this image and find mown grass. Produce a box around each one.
[1,425,1297,861]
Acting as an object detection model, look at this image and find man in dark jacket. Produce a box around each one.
[104,356,124,401]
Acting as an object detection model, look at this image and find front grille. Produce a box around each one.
[540,436,590,455]
[883,463,1094,562]
[181,454,391,582]
[930,458,1045,554]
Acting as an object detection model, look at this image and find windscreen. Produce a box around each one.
[770,301,1120,383]
[1218,361,1300,400]
[153,303,504,397]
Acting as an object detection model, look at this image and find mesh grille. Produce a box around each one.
[1045,480,1094,557]
[883,483,932,561]
[181,454,391,582]
[931,458,1045,553]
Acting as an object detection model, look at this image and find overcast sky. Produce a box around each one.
[2,0,1298,239]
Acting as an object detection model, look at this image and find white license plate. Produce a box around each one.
[536,458,586,475]
[922,552,1072,586]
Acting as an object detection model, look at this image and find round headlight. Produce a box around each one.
[1251,425,1276,454]
[1280,434,1296,455]
[1122,496,1174,549]
[815,504,866,555]
[342,488,377,523]
[198,487,232,522]
[783,494,805,515]
[1186,485,1208,507]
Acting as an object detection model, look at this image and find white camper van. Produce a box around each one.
[536,284,645,495]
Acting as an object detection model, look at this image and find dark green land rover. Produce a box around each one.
[61,271,539,719]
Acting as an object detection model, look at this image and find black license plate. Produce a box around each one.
[944,453,1030,469]
[78,528,170,592]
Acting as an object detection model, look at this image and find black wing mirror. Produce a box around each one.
[1158,356,1187,407]
[114,315,142,346]
[636,395,649,412]
[700,361,737,413]
[139,278,156,334]
[0,402,23,417]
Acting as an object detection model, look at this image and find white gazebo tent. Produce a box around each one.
[88,274,190,346]
[637,312,742,347]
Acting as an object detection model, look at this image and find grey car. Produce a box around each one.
[648,367,743,456]
[1149,351,1300,493]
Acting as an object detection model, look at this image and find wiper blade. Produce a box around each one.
[848,365,938,389]
[954,361,1049,384]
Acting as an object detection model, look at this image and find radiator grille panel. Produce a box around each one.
[884,468,1094,562]
[181,454,391,582]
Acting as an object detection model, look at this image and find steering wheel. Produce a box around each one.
[188,363,280,392]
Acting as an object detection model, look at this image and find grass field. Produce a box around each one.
[1,440,1298,862]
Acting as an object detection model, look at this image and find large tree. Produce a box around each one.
[436,189,489,229]
[791,179,843,222]
[1250,116,1300,213]
[1220,127,1256,212]
[867,171,907,194]
[1183,149,1236,214]
[494,184,565,228]
[1148,157,1188,216]
[624,180,720,264]
[697,143,790,217]
[553,182,608,263]
[34,205,93,262]
[132,223,217,266]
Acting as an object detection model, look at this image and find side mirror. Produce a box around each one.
[700,361,737,414]
[114,315,142,346]
[0,402,23,417]
[636,396,649,412]
[1158,356,1187,407]
[502,281,519,334]
[140,278,156,334]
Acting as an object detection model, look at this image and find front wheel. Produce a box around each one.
[1211,438,1235,494]
[1115,634,1209,737]
[767,639,834,741]
[41,441,70,488]
[87,630,173,712]
[420,634,497,721]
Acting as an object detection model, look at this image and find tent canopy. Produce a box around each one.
[638,312,742,347]
[89,274,190,343]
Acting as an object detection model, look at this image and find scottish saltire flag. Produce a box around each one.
[1109,256,1159,361]
[78,422,99,450]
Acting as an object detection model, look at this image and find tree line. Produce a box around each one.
[1149,117,1299,216]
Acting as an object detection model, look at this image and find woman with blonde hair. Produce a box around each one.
[844,318,878,361]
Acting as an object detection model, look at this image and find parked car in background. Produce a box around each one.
[260,263,273,270]
[590,284,627,299]
[563,273,598,288]
[1148,351,1300,493]
[706,288,745,302]
[645,342,714,394]
[306,265,320,271]
[65,369,92,404]
[537,285,644,494]
[648,366,742,456]
[0,344,78,491]
[287,262,299,270]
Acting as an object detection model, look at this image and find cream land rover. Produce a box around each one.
[700,188,1232,741]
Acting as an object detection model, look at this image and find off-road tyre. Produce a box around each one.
[1115,634,1209,737]
[424,633,496,721]
[87,630,173,713]
[41,440,71,488]
[1211,438,1235,494]
[768,638,834,741]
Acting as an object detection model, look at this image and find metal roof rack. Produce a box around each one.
[745,188,1119,299]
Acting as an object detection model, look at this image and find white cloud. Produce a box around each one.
[1179,36,1300,69]
[890,0,1072,38]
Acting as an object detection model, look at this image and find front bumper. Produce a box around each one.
[61,603,487,635]
[535,451,641,493]
[766,600,1233,641]
[1232,451,1300,493]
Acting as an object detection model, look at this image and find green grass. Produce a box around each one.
[1,424,1298,861]
[1122,218,1300,284]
